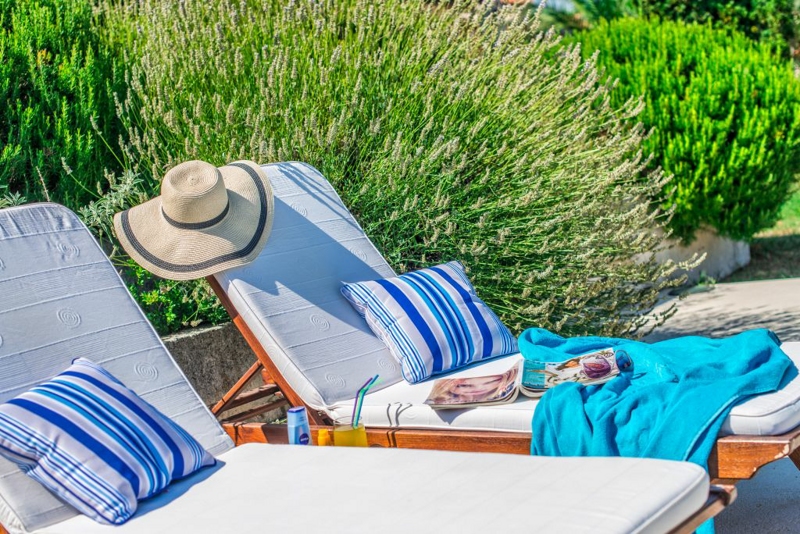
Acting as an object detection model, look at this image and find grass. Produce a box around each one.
[761,187,800,237]
[725,188,800,282]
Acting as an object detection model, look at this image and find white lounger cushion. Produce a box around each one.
[216,163,800,438]
[0,204,233,533]
[329,342,800,436]
[37,443,708,534]
[215,162,403,408]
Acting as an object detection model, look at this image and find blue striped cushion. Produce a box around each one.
[0,358,215,525]
[341,261,518,383]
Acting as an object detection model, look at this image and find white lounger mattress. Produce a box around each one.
[38,443,708,534]
[329,343,800,436]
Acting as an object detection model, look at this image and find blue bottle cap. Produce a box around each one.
[287,406,307,425]
[615,350,633,371]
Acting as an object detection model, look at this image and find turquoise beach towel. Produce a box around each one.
[522,328,796,466]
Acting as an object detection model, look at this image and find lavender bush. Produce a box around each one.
[86,0,688,336]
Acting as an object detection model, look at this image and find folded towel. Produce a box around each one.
[522,328,797,466]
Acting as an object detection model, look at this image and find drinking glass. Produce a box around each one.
[332,415,368,447]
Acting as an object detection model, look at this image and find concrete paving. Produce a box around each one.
[715,458,800,534]
[644,278,800,533]
[644,278,800,343]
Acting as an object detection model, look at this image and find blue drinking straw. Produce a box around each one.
[351,374,379,428]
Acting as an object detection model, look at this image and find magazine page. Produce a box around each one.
[521,348,622,392]
[424,364,520,409]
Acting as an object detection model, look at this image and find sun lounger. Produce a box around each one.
[0,203,727,533]
[207,161,800,484]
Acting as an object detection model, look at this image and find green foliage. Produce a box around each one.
[543,0,638,31]
[0,0,123,206]
[0,187,25,208]
[637,0,798,55]
[778,187,800,232]
[122,260,229,335]
[545,0,798,56]
[761,186,800,235]
[96,0,688,337]
[574,18,800,242]
[0,0,221,336]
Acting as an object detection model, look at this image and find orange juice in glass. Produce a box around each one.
[333,416,368,447]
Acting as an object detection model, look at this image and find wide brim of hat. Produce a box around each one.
[113,161,274,281]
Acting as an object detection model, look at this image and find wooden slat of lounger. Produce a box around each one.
[710,426,800,480]
[219,398,289,425]
[222,422,532,454]
[216,384,283,413]
[211,361,266,415]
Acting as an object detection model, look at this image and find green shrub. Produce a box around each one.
[573,18,800,242]
[542,0,638,32]
[545,0,798,57]
[92,0,690,337]
[123,261,229,334]
[637,0,797,55]
[0,0,123,206]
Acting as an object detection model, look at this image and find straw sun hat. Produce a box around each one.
[113,160,274,281]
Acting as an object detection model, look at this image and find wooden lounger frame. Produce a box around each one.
[208,275,800,486]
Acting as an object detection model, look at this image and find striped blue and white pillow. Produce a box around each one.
[341,261,518,383]
[0,358,215,525]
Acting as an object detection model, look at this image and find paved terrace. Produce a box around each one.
[644,278,800,533]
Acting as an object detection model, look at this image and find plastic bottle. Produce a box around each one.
[287,406,311,445]
[317,428,332,446]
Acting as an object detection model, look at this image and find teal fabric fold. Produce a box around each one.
[523,328,796,466]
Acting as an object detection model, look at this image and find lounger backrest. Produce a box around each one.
[214,162,403,408]
[0,204,233,533]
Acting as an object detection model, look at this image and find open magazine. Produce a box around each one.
[424,364,524,409]
[424,348,629,409]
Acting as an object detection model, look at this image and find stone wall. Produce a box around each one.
[655,228,750,283]
[162,322,284,422]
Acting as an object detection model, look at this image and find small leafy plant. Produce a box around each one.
[122,260,228,335]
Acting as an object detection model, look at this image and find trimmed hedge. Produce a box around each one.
[546,0,798,55]
[574,17,800,242]
[637,0,797,56]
